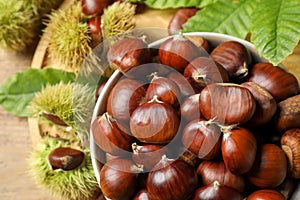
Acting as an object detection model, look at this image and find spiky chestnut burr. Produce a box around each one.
[28,136,101,200]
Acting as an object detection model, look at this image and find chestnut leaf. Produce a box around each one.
[0,68,75,117]
[182,0,256,39]
[251,0,300,65]
[143,0,203,9]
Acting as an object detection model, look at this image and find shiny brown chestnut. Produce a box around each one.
[182,118,221,160]
[147,155,198,200]
[273,94,300,132]
[168,8,198,35]
[82,0,113,16]
[145,73,181,106]
[107,37,152,73]
[248,62,299,102]
[241,81,277,127]
[91,112,135,156]
[184,57,229,92]
[281,128,300,178]
[248,144,287,188]
[247,189,285,200]
[221,126,257,175]
[199,83,256,125]
[100,158,143,200]
[88,15,103,48]
[159,33,204,72]
[133,188,150,200]
[193,181,243,200]
[132,143,168,171]
[130,96,180,144]
[211,40,251,80]
[107,78,146,133]
[168,71,195,98]
[48,147,85,171]
[197,160,245,193]
[180,94,201,122]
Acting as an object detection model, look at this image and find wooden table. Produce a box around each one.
[0,23,299,200]
[0,47,52,199]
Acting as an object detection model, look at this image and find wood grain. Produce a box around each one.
[0,49,52,199]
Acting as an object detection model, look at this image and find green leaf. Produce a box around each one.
[0,68,75,117]
[144,0,203,9]
[183,0,256,39]
[251,0,300,65]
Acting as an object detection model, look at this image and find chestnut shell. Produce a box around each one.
[199,83,256,125]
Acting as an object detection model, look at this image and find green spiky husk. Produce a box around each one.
[30,82,95,143]
[0,0,63,51]
[29,136,100,200]
[45,1,94,73]
[102,1,136,39]
[0,1,39,50]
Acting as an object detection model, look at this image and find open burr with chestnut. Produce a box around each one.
[90,32,300,200]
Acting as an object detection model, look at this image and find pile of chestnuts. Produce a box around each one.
[91,32,300,200]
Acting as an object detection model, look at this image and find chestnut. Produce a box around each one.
[192,181,243,200]
[199,83,256,125]
[158,33,204,72]
[248,144,287,188]
[211,40,251,80]
[91,112,135,156]
[248,62,299,102]
[100,158,143,200]
[179,149,201,167]
[82,0,113,16]
[281,128,300,178]
[168,71,195,98]
[197,160,245,193]
[221,126,257,175]
[48,147,85,171]
[107,37,152,74]
[183,57,229,92]
[147,155,198,200]
[130,96,180,144]
[145,73,181,106]
[88,15,103,48]
[182,118,221,160]
[133,188,150,200]
[168,8,198,35]
[273,94,300,132]
[132,143,168,171]
[247,189,285,200]
[241,81,277,127]
[107,77,146,133]
[180,94,201,123]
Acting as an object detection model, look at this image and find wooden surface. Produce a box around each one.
[0,48,52,199]
[0,5,300,199]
